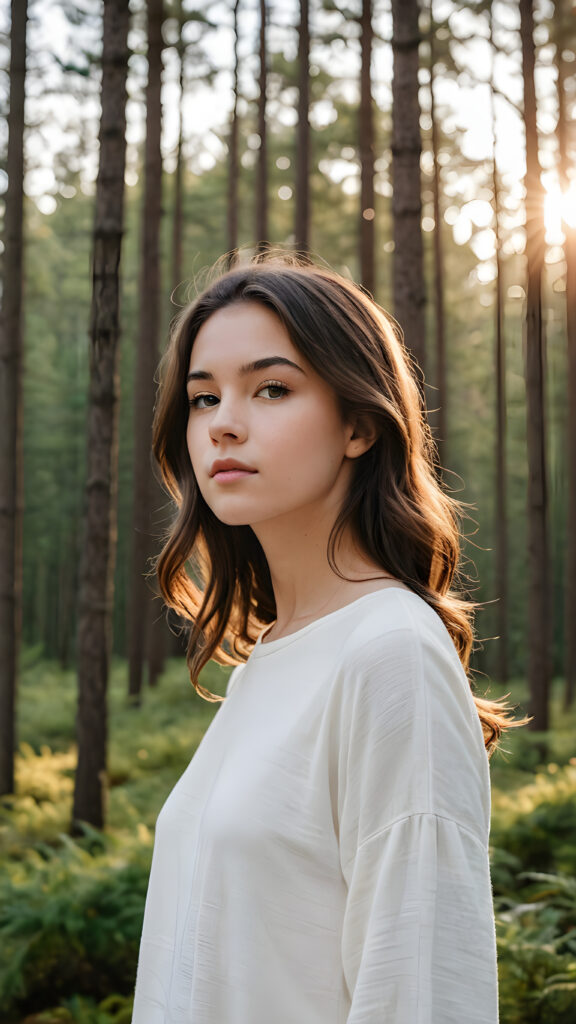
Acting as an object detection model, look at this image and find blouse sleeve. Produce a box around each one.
[336,623,499,1023]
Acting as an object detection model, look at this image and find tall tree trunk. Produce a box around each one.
[563,218,576,710]
[359,0,375,294]
[73,0,130,831]
[519,0,551,733]
[0,0,27,797]
[255,0,268,250]
[147,596,166,686]
[489,5,509,686]
[554,3,576,709]
[127,0,164,702]
[141,0,167,692]
[390,0,426,381]
[227,0,240,260]
[428,17,446,471]
[295,0,310,256]
[58,531,78,670]
[164,0,188,663]
[172,0,184,295]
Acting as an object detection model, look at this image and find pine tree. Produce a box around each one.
[73,0,130,830]
[295,0,310,255]
[256,0,268,250]
[127,0,165,701]
[489,1,510,686]
[390,0,426,379]
[227,0,241,258]
[0,0,28,797]
[359,0,375,293]
[519,0,551,733]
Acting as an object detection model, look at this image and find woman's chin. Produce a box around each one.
[211,509,254,528]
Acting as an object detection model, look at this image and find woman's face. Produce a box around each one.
[185,301,364,530]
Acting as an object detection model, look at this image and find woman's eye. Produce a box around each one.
[258,382,289,400]
[189,393,219,409]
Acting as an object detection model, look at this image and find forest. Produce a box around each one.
[0,0,575,1020]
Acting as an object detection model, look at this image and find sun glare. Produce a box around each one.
[544,182,576,243]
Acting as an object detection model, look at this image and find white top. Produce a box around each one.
[132,588,499,1024]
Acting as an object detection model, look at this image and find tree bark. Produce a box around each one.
[172,0,184,295]
[359,0,375,294]
[147,597,166,687]
[227,0,240,260]
[127,0,164,701]
[489,6,509,686]
[428,19,446,471]
[563,217,576,709]
[255,0,268,251]
[0,0,27,797]
[73,0,130,830]
[390,0,426,381]
[553,2,576,709]
[295,0,310,256]
[519,0,551,733]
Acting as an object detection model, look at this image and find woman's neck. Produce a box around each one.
[252,511,396,642]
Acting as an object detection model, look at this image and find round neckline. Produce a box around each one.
[252,585,416,657]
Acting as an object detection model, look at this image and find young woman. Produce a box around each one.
[132,255,521,1023]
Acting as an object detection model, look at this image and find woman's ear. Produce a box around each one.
[345,414,378,459]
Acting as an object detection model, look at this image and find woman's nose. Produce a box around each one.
[208,401,248,445]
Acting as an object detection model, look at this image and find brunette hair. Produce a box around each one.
[153,252,525,755]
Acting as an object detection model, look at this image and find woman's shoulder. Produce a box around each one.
[334,589,488,782]
[333,586,474,717]
[339,585,457,665]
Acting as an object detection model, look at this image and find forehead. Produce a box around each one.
[189,302,299,369]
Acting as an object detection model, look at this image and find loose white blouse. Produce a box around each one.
[132,587,499,1023]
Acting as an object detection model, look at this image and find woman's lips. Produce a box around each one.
[212,469,257,482]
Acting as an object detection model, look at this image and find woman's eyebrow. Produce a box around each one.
[187,356,306,382]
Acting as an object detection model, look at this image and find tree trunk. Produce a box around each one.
[164,1,188,665]
[554,3,576,709]
[519,0,551,733]
[489,6,509,686]
[295,0,310,256]
[73,0,130,831]
[127,0,164,702]
[255,0,268,251]
[172,0,184,295]
[227,0,240,260]
[58,533,78,670]
[563,221,576,709]
[359,0,375,294]
[428,21,446,471]
[147,608,166,686]
[0,0,27,798]
[390,0,426,381]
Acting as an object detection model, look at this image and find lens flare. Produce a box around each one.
[544,182,576,243]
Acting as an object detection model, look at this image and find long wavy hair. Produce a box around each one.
[153,253,525,755]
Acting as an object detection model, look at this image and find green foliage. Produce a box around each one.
[20,992,134,1024]
[485,737,573,880]
[491,763,576,879]
[0,658,228,1021]
[488,689,576,1020]
[0,835,148,1019]
[496,881,576,1024]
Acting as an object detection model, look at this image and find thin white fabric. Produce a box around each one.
[132,588,499,1023]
